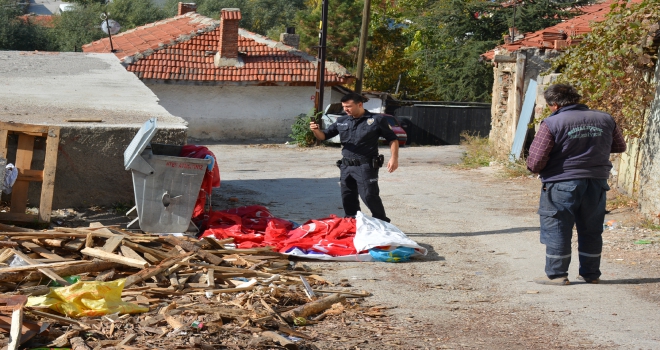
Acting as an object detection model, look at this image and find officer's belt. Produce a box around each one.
[341,157,370,166]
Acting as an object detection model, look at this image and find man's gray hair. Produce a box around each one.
[544,84,581,107]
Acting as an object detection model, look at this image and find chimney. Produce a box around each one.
[177,2,197,16]
[280,27,300,49]
[218,8,241,59]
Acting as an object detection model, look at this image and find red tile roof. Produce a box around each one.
[19,14,54,27]
[82,12,352,85]
[221,9,241,20]
[482,0,642,60]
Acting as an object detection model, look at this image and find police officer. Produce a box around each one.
[310,93,399,222]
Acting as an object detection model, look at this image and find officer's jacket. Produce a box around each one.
[323,111,398,159]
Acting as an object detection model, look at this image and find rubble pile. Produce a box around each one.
[0,223,375,350]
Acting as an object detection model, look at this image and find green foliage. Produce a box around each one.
[401,0,594,102]
[0,0,56,50]
[107,0,166,30]
[296,0,363,70]
[289,112,317,147]
[162,0,304,35]
[502,159,531,178]
[363,0,423,96]
[457,132,493,168]
[548,0,660,138]
[50,0,168,52]
[51,2,106,52]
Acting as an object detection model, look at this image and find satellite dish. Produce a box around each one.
[101,19,121,35]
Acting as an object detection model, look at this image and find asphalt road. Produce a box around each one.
[205,143,660,349]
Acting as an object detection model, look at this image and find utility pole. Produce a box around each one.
[354,0,371,94]
[313,0,330,124]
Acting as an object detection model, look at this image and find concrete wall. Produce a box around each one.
[0,52,190,210]
[2,125,187,209]
[637,50,660,220]
[147,84,334,141]
[615,138,641,197]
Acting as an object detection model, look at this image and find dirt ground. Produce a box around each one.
[63,143,660,349]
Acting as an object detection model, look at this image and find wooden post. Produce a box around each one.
[0,123,60,224]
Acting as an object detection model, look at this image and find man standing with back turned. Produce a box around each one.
[527,84,626,285]
[310,93,399,223]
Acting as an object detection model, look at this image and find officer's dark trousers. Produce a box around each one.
[538,179,609,280]
[339,163,390,222]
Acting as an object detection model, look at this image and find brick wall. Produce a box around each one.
[218,9,241,59]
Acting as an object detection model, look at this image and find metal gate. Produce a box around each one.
[389,102,491,146]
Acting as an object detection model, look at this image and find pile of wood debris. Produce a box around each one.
[0,222,376,350]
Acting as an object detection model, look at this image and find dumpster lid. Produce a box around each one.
[124,118,157,172]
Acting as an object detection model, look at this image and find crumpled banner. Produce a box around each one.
[201,206,358,256]
[26,278,148,317]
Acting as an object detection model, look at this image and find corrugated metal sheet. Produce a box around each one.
[392,104,491,145]
[509,79,537,162]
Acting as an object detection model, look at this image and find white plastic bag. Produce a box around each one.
[354,211,427,256]
[3,163,18,194]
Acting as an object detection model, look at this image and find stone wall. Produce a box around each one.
[489,59,517,158]
[637,49,660,221]
[488,49,560,159]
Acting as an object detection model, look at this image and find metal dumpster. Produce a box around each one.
[124,118,210,233]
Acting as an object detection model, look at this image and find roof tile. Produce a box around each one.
[483,0,643,60]
[83,12,351,85]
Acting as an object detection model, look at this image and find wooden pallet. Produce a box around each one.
[0,122,60,224]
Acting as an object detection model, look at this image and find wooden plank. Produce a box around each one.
[509,79,538,162]
[9,134,34,215]
[0,129,8,158]
[163,235,223,265]
[1,231,87,238]
[0,213,40,223]
[0,259,86,272]
[198,278,257,294]
[80,247,148,269]
[0,261,118,283]
[119,246,149,264]
[11,249,71,286]
[0,248,15,264]
[116,333,137,349]
[55,227,115,238]
[28,310,90,330]
[64,238,85,251]
[38,127,59,223]
[0,122,49,134]
[102,236,124,253]
[16,169,43,182]
[121,241,169,260]
[7,300,26,350]
[66,119,103,123]
[20,241,67,261]
[0,223,37,232]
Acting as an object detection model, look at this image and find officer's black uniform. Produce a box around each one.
[323,111,398,222]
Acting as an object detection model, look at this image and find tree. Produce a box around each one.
[0,0,56,50]
[296,0,363,70]
[363,0,431,97]
[403,0,594,102]
[162,0,304,36]
[52,2,106,52]
[549,0,660,138]
[107,0,166,30]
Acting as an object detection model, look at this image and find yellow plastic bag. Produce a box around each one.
[27,278,148,317]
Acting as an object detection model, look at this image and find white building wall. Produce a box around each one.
[147,84,333,140]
